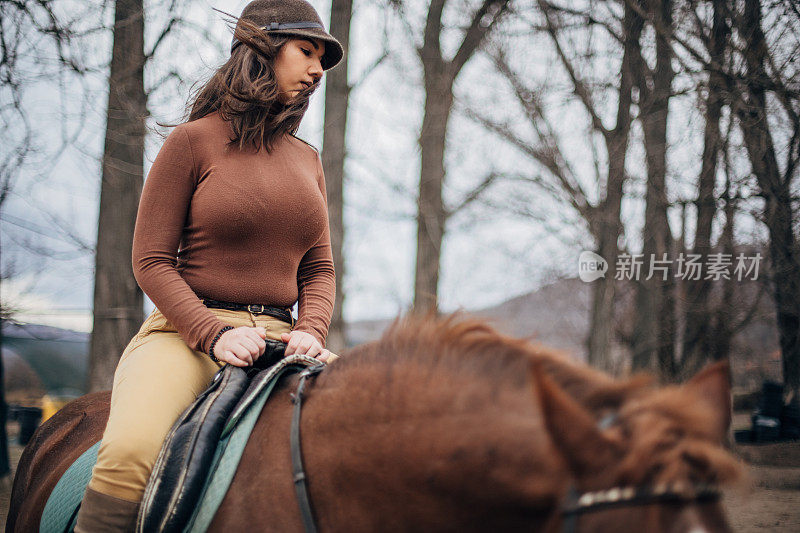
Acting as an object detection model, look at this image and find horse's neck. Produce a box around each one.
[300,366,567,531]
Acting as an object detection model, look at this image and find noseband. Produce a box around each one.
[560,413,721,533]
[559,410,722,533]
[561,481,721,533]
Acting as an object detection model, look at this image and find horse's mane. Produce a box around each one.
[329,313,741,489]
[336,313,650,411]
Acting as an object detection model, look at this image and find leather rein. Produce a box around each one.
[290,363,325,533]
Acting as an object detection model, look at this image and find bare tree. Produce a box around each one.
[388,0,511,312]
[321,0,353,353]
[87,0,218,391]
[635,0,800,389]
[731,0,800,397]
[87,0,147,392]
[626,0,678,379]
[680,0,730,376]
[1,0,94,480]
[615,0,800,384]
[322,0,389,351]
[469,0,641,371]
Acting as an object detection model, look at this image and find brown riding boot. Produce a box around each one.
[74,487,140,532]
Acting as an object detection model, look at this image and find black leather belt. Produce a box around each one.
[202,298,293,324]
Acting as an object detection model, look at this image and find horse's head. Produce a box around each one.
[533,361,743,533]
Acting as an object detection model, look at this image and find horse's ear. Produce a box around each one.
[531,363,619,480]
[684,360,732,442]
[586,373,654,410]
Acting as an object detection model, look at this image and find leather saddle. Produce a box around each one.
[137,339,288,532]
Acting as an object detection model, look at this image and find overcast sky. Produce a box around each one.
[1,0,769,332]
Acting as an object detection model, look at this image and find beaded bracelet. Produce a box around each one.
[208,326,234,363]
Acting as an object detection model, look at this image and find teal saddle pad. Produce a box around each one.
[40,358,318,533]
[39,440,101,533]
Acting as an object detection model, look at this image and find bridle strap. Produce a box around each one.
[561,483,721,533]
[562,486,581,533]
[290,364,325,533]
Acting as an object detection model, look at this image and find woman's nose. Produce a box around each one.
[309,59,323,80]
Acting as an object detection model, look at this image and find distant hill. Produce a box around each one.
[347,278,591,355]
[2,321,89,399]
[346,276,781,388]
[346,278,591,355]
[469,277,591,356]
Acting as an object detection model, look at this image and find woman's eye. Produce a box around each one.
[301,48,311,57]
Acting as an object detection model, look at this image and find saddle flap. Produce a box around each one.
[137,354,324,533]
[137,365,250,533]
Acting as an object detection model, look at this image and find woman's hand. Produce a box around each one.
[280,330,336,363]
[213,326,267,367]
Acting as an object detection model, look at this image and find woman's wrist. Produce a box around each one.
[290,323,325,347]
[208,326,234,362]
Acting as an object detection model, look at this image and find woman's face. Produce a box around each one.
[274,37,325,103]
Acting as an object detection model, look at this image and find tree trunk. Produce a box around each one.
[0,225,8,478]
[88,0,146,392]
[413,70,453,313]
[631,0,676,380]
[321,0,352,352]
[586,1,640,371]
[0,309,9,480]
[736,0,800,397]
[587,250,616,370]
[709,173,735,365]
[587,137,628,372]
[682,0,728,376]
[410,0,509,313]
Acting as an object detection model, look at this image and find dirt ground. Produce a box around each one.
[723,465,800,532]
[1,442,23,532]
[1,433,799,531]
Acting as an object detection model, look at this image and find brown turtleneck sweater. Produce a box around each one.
[132,112,335,352]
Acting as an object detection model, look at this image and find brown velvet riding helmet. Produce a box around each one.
[231,0,344,70]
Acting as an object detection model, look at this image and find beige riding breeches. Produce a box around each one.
[87,307,293,502]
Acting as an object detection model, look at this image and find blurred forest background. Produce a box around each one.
[1,0,799,491]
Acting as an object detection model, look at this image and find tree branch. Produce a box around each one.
[421,0,447,61]
[446,170,502,216]
[537,0,610,138]
[350,48,390,91]
[451,0,511,77]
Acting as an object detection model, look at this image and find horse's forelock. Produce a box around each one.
[610,386,743,487]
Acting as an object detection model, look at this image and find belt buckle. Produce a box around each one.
[248,304,265,315]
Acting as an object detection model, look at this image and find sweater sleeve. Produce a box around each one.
[132,125,232,353]
[293,154,336,346]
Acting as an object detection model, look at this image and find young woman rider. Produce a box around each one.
[75,1,343,529]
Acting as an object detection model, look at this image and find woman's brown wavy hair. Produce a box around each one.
[170,15,320,153]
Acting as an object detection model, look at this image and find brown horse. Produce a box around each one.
[8,315,742,532]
